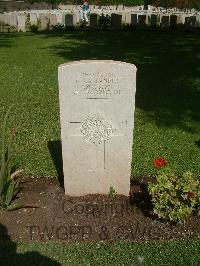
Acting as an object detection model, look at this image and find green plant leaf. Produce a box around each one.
[5,181,15,206]
[6,203,24,211]
[0,106,12,169]
[0,154,13,195]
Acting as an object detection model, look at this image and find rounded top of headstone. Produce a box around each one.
[58,60,137,71]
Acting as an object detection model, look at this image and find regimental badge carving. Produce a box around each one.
[80,114,116,145]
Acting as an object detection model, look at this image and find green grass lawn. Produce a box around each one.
[0,240,200,265]
[0,31,199,177]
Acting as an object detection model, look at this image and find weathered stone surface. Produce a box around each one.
[58,60,137,196]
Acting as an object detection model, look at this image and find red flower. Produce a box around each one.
[187,192,196,199]
[154,157,167,168]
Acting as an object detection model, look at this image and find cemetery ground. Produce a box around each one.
[0,30,200,264]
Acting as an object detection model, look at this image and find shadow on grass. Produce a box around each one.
[0,224,61,266]
[130,179,154,218]
[48,140,64,188]
[42,30,200,133]
[0,33,20,48]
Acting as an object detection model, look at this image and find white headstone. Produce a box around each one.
[58,60,137,196]
[4,13,11,25]
[30,13,38,26]
[0,14,5,24]
[10,13,17,27]
[56,12,63,24]
[40,14,49,31]
[196,15,200,27]
[17,15,26,32]
[125,13,131,24]
[50,14,57,26]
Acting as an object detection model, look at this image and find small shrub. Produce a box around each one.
[65,25,75,31]
[148,158,200,224]
[121,23,133,31]
[7,26,17,32]
[108,186,117,198]
[74,20,87,30]
[52,23,64,32]
[30,24,39,33]
[0,107,22,211]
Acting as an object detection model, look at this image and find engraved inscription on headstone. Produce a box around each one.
[59,60,137,196]
[74,72,121,96]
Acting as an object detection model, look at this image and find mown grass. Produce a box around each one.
[0,239,200,265]
[0,31,199,177]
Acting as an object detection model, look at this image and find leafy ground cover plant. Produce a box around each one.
[0,107,22,211]
[148,157,200,224]
[108,186,117,198]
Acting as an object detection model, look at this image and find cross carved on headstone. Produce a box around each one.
[69,114,128,170]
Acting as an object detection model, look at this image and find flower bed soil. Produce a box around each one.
[0,177,199,242]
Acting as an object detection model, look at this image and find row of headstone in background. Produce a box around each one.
[90,12,200,29]
[0,11,83,31]
[57,4,200,14]
[0,11,200,31]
